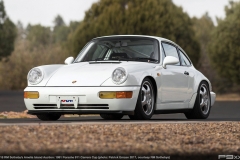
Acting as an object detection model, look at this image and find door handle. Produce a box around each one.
[184,71,189,75]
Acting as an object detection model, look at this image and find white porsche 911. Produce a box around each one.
[24,35,216,121]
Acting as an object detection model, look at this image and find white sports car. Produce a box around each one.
[24,35,216,121]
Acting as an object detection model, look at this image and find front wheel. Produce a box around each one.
[37,113,61,121]
[100,114,124,120]
[185,81,211,119]
[129,78,155,120]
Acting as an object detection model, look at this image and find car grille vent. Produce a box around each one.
[33,104,109,110]
[77,107,109,109]
[34,107,58,109]
[33,104,57,106]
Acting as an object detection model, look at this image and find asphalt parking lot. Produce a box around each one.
[0,91,239,123]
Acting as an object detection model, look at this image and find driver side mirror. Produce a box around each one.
[163,56,179,69]
[64,57,74,65]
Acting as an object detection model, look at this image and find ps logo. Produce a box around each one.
[218,155,234,159]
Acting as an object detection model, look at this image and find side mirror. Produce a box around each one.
[163,56,179,69]
[64,57,74,65]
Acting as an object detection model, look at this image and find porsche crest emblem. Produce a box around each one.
[72,80,77,84]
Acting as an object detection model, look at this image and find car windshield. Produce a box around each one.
[74,37,159,63]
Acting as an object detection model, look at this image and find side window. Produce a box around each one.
[162,42,180,65]
[179,49,191,66]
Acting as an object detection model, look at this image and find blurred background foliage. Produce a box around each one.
[0,0,239,94]
[0,0,16,61]
[208,1,240,91]
[69,0,200,65]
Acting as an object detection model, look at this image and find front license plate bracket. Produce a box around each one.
[57,96,78,109]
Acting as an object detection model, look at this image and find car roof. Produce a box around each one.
[92,35,176,44]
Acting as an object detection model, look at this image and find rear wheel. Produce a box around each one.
[37,113,61,121]
[100,114,124,120]
[184,81,211,119]
[129,78,155,120]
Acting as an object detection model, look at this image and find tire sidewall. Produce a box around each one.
[135,78,155,119]
[196,81,211,118]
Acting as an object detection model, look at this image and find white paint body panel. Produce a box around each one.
[24,35,216,114]
[24,86,140,111]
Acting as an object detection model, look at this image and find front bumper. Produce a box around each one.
[24,86,140,115]
[210,92,216,106]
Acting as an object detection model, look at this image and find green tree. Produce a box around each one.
[53,26,69,43]
[26,24,52,48]
[53,15,69,43]
[0,0,16,61]
[53,15,65,29]
[192,14,215,75]
[68,0,200,65]
[193,13,234,93]
[193,13,214,48]
[68,21,80,32]
[209,1,240,85]
[52,16,80,44]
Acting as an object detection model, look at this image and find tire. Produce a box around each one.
[100,114,124,120]
[129,78,155,120]
[37,113,61,121]
[184,81,211,119]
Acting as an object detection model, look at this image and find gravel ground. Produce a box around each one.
[0,122,239,159]
[0,110,98,119]
[0,110,35,119]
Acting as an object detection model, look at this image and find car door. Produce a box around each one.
[160,42,189,103]
[178,48,195,102]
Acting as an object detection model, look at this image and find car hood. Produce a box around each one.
[46,62,121,86]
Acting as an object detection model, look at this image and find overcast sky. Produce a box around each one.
[3,0,234,27]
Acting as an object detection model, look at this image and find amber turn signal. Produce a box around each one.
[116,91,133,98]
[99,91,116,99]
[24,91,39,99]
[99,91,132,99]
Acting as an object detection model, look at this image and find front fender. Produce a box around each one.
[27,65,64,86]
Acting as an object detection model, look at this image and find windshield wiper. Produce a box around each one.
[75,58,105,62]
[116,57,158,62]
[134,57,158,62]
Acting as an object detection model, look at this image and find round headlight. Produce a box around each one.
[27,68,44,85]
[112,67,128,84]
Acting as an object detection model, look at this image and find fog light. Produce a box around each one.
[24,91,39,99]
[99,91,132,99]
